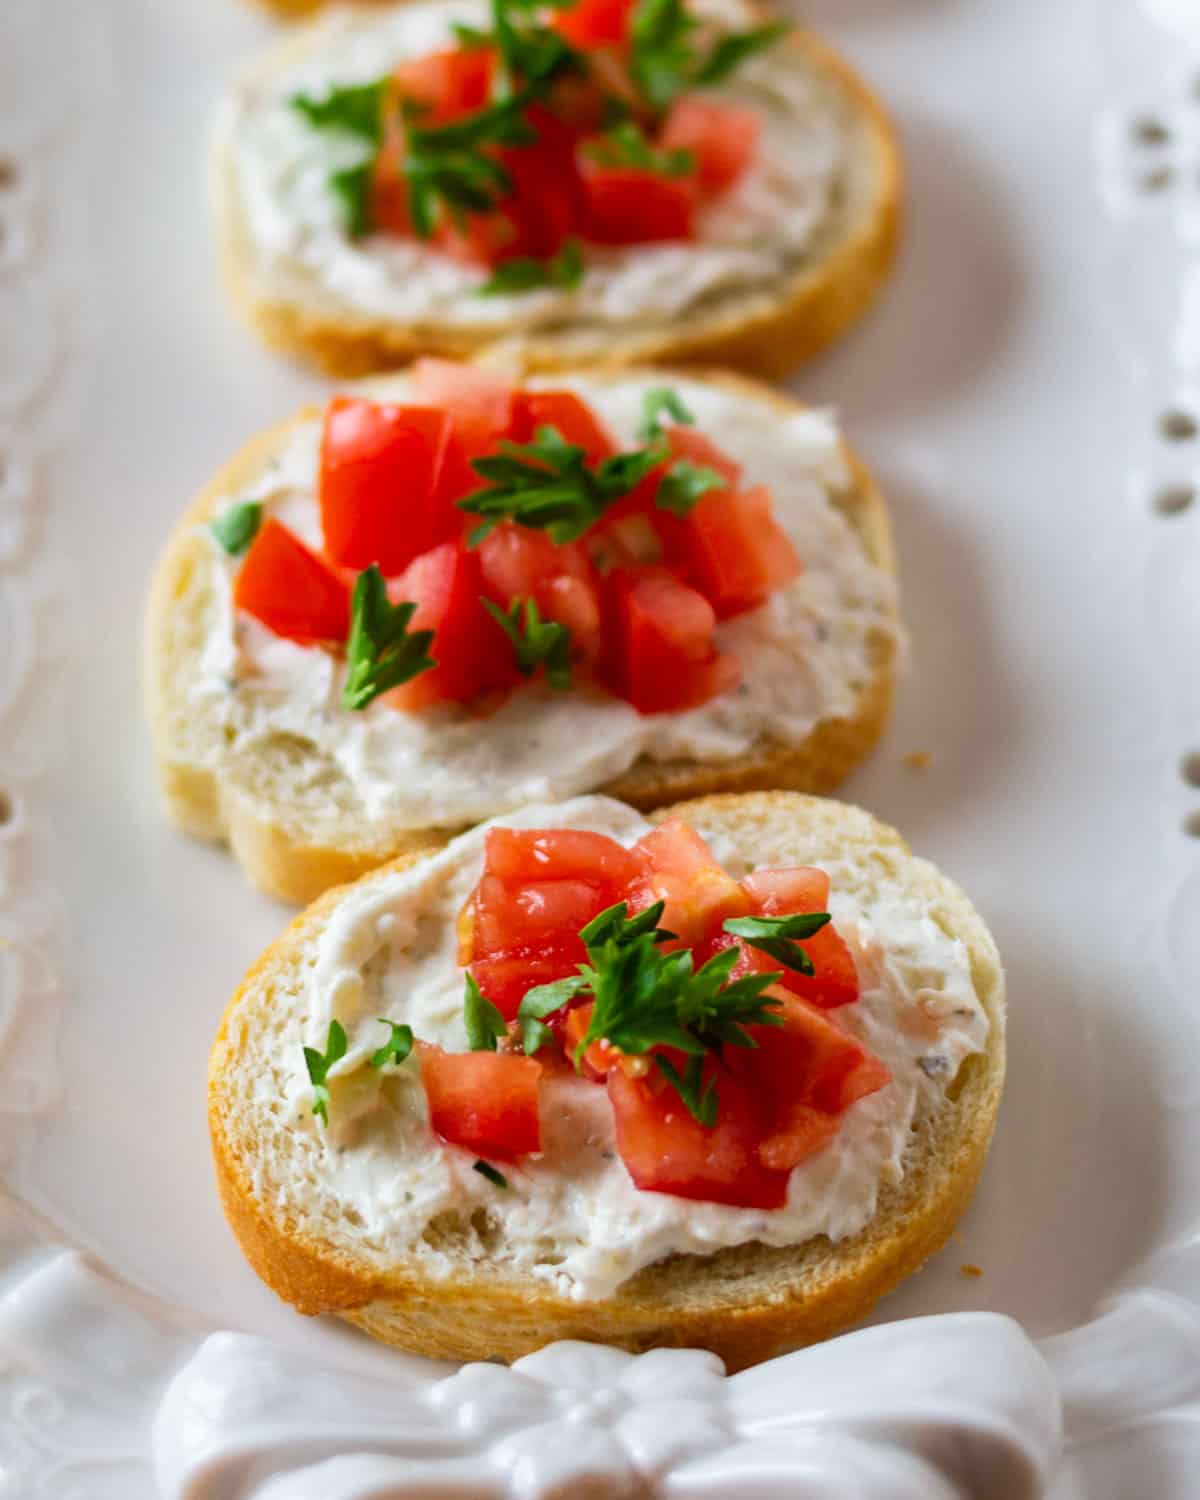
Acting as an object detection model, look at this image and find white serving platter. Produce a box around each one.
[1,0,1199,1494]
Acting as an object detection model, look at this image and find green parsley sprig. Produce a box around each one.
[211,500,263,557]
[464,974,510,1051]
[459,424,663,544]
[303,1019,348,1125]
[655,1052,717,1126]
[478,240,584,297]
[510,900,784,1125]
[342,565,437,712]
[723,912,831,976]
[403,93,538,238]
[486,0,582,95]
[656,460,723,515]
[630,0,789,113]
[290,80,386,236]
[584,119,695,177]
[292,79,386,142]
[517,976,588,1055]
[483,596,573,689]
[370,1018,415,1068]
[637,386,696,442]
[693,22,792,88]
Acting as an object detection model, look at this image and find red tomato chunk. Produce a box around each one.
[463,828,634,1017]
[660,99,761,193]
[626,817,751,947]
[409,359,516,454]
[233,518,350,644]
[607,1062,790,1209]
[581,165,696,245]
[417,1043,542,1158]
[552,0,636,47]
[482,827,640,888]
[742,867,860,1008]
[600,567,740,714]
[319,397,457,574]
[383,542,517,711]
[392,48,496,125]
[509,389,617,463]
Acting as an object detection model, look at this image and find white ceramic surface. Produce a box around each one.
[1,0,1199,1495]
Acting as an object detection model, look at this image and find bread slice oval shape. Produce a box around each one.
[144,366,900,904]
[208,790,1005,1372]
[214,0,901,376]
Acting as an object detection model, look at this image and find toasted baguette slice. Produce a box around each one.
[215,3,901,377]
[209,791,1005,1372]
[144,368,898,906]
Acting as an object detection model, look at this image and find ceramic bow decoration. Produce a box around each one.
[155,1318,1060,1500]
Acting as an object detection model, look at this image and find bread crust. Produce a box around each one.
[215,15,902,378]
[145,369,898,904]
[208,791,1005,1372]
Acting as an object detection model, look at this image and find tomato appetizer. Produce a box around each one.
[220,363,803,717]
[317,815,890,1209]
[287,0,786,282]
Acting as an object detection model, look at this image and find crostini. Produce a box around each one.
[208,790,1005,1370]
[215,0,901,375]
[145,365,899,903]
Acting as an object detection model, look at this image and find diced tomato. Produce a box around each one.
[663,426,743,490]
[598,425,744,552]
[509,390,616,463]
[383,541,517,710]
[626,817,751,947]
[233,518,350,644]
[319,397,460,574]
[463,837,624,1017]
[500,106,589,261]
[728,993,889,1170]
[483,827,639,889]
[433,208,521,267]
[392,47,496,125]
[553,0,636,48]
[581,164,695,245]
[659,99,760,194]
[599,566,739,713]
[742,867,859,1009]
[469,948,582,1021]
[439,108,588,267]
[417,1042,542,1158]
[607,1062,790,1209]
[478,523,604,662]
[755,1103,840,1172]
[743,865,830,914]
[470,872,609,956]
[370,102,412,236]
[676,485,801,619]
[409,360,516,455]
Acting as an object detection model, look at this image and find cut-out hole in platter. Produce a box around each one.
[1160,409,1198,441]
[1141,165,1175,192]
[1182,752,1200,789]
[1133,116,1171,146]
[1185,810,1200,839]
[0,159,15,192]
[1154,482,1196,515]
[0,790,13,829]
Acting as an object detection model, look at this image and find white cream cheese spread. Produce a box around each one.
[274,795,989,1302]
[220,0,851,332]
[195,372,896,833]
